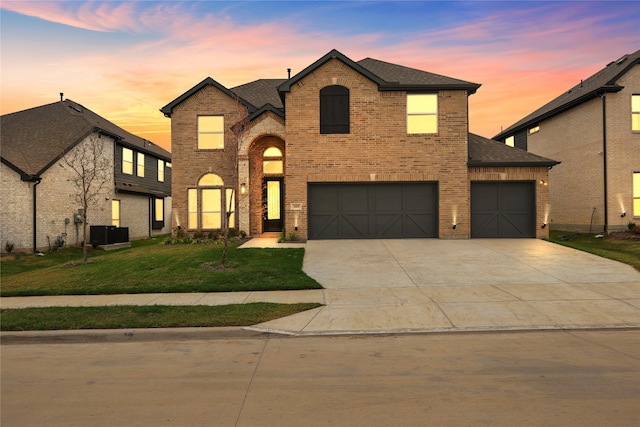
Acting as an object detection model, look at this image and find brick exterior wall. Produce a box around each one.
[169,85,248,234]
[1,163,34,252]
[283,59,470,239]
[526,65,639,232]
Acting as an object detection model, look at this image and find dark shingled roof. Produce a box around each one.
[1,99,170,179]
[161,49,481,120]
[468,133,559,167]
[495,49,640,140]
[358,57,480,93]
[232,79,286,110]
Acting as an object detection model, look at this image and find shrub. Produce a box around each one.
[5,240,14,254]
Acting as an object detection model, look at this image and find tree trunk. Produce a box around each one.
[82,214,88,263]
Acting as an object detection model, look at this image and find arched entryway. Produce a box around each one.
[248,136,285,235]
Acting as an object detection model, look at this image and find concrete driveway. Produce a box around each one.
[251,239,640,335]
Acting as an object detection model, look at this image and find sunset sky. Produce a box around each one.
[2,1,639,152]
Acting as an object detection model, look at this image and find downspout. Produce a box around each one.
[601,93,608,233]
[32,178,42,252]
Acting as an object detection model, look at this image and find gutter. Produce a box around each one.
[602,93,609,233]
[32,177,42,252]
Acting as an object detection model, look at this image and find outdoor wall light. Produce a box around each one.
[240,183,246,195]
[621,212,627,218]
[541,223,547,229]
[539,180,548,186]
[452,224,457,230]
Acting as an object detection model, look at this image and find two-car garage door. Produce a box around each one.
[308,183,438,239]
[307,181,535,239]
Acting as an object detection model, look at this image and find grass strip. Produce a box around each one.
[0,303,322,331]
[548,230,640,272]
[1,242,322,296]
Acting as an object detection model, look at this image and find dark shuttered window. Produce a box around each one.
[320,85,350,134]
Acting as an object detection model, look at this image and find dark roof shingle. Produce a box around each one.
[1,99,170,178]
[468,133,559,167]
[494,49,640,140]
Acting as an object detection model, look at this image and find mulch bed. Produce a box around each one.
[609,231,640,241]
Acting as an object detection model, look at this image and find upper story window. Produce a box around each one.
[505,136,515,147]
[407,94,437,134]
[263,147,283,174]
[122,147,133,175]
[320,85,350,134]
[158,159,165,182]
[137,153,145,177]
[529,125,540,135]
[632,95,640,131]
[198,116,224,149]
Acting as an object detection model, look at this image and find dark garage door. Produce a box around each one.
[308,183,437,239]
[471,182,535,238]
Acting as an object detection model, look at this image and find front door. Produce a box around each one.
[262,177,283,232]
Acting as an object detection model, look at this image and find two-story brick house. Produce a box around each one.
[162,49,557,240]
[494,49,639,233]
[1,99,172,252]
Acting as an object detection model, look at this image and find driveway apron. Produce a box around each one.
[250,239,640,335]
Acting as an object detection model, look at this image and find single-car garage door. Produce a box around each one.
[471,182,535,238]
[308,183,437,239]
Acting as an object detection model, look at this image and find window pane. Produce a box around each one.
[634,173,640,198]
[188,189,198,229]
[155,198,164,221]
[263,160,283,174]
[202,189,221,229]
[199,173,224,186]
[198,116,224,149]
[199,116,224,132]
[407,94,437,114]
[635,199,640,217]
[408,115,437,134]
[264,147,282,157]
[199,133,224,149]
[202,213,222,229]
[506,136,515,147]
[122,148,133,175]
[158,160,165,182]
[267,181,280,220]
[137,153,145,177]
[111,200,120,227]
[633,113,640,132]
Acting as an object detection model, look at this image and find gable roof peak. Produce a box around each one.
[161,76,256,117]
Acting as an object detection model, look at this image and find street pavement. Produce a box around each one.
[2,330,639,426]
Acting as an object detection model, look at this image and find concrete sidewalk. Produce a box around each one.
[2,238,639,336]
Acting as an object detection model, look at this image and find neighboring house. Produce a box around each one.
[494,49,640,233]
[1,99,172,252]
[161,49,557,241]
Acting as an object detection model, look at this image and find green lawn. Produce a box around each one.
[549,230,640,272]
[0,303,322,331]
[1,239,322,296]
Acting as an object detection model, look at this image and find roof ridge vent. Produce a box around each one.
[68,104,83,113]
[615,55,628,65]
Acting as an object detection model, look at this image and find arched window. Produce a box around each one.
[188,173,234,230]
[320,85,350,134]
[263,147,283,174]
